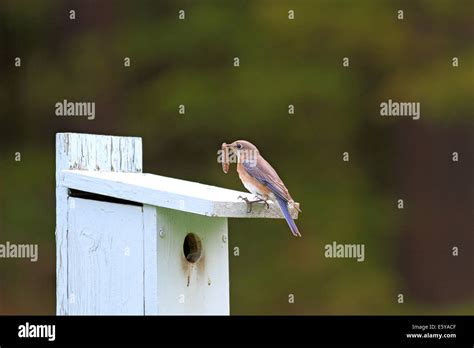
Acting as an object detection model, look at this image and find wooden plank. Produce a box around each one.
[154,207,229,315]
[67,197,144,315]
[56,133,142,173]
[55,133,142,315]
[143,205,159,315]
[60,170,300,219]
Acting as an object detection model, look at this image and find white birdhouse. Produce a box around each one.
[55,133,299,315]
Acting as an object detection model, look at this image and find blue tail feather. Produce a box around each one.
[276,197,301,237]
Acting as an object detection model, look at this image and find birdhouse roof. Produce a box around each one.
[60,170,299,219]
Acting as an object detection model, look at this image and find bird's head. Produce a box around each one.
[224,140,259,164]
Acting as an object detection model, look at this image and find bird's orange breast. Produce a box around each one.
[236,162,271,198]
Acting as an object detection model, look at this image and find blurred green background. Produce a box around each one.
[0,0,473,315]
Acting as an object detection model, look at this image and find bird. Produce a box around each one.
[222,140,301,237]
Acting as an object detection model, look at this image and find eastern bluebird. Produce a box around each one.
[222,140,301,237]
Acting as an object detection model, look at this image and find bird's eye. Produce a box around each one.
[237,143,242,149]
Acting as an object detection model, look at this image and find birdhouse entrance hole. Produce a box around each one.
[183,233,202,263]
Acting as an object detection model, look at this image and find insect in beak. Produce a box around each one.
[221,142,230,173]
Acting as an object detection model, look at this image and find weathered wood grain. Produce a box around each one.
[67,197,145,315]
[56,133,142,315]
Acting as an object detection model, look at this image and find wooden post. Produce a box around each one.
[56,133,299,315]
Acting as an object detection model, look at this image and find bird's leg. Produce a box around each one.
[255,194,270,209]
[237,196,253,213]
[238,196,270,213]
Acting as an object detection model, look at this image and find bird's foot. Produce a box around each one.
[254,195,270,209]
[238,196,270,213]
[238,196,253,213]
[238,196,252,212]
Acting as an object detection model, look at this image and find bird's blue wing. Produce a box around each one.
[243,156,301,237]
[243,158,292,202]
